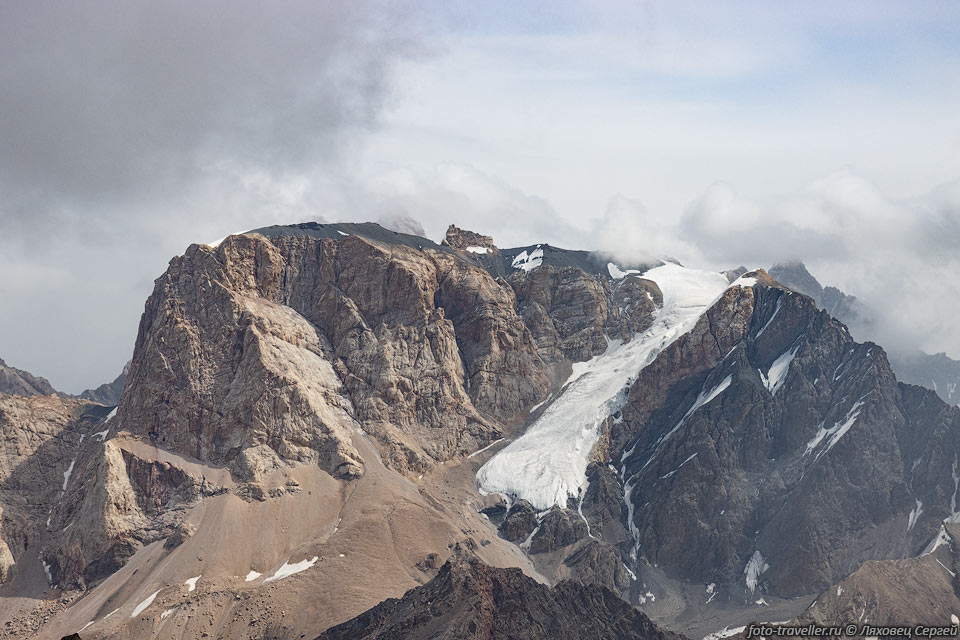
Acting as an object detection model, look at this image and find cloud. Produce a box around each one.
[0,1,430,391]
[348,163,582,248]
[668,171,960,358]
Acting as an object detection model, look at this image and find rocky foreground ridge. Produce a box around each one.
[0,222,958,640]
[318,555,684,640]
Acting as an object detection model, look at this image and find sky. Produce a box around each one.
[1,1,959,392]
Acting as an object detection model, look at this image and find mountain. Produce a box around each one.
[318,555,683,640]
[2,223,960,639]
[892,352,960,408]
[0,357,57,397]
[78,363,129,407]
[767,261,960,409]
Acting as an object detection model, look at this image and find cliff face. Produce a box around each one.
[0,394,106,585]
[120,231,548,482]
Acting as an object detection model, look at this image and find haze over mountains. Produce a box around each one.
[1,222,959,639]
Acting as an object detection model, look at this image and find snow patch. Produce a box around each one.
[511,246,543,273]
[336,230,349,236]
[466,246,489,254]
[837,585,843,597]
[704,626,747,640]
[730,275,758,288]
[93,429,109,442]
[907,499,924,532]
[922,525,951,555]
[41,560,52,584]
[744,550,769,593]
[131,589,161,618]
[760,344,799,396]
[106,406,118,420]
[263,556,318,583]
[244,570,262,582]
[184,575,200,591]
[62,458,75,491]
[478,262,730,509]
[804,400,865,458]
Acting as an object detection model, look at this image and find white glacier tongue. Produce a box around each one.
[476,262,730,510]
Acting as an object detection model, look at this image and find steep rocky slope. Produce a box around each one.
[318,556,683,640]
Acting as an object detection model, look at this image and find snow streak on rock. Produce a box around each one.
[761,344,799,396]
[477,263,730,510]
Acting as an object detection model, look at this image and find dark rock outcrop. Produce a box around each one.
[316,557,683,640]
[528,508,587,554]
[612,276,960,598]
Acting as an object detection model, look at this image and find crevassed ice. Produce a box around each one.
[477,262,730,510]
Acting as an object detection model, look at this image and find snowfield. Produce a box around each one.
[477,262,731,510]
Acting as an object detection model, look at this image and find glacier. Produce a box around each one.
[476,262,731,510]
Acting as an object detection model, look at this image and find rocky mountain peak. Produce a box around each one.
[768,260,824,304]
[441,224,498,252]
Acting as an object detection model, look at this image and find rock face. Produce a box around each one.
[0,394,102,585]
[0,357,57,397]
[612,275,960,599]
[120,229,548,481]
[316,557,683,640]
